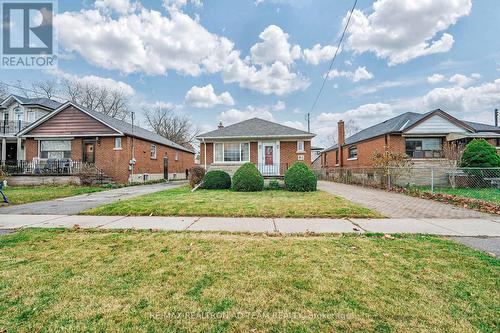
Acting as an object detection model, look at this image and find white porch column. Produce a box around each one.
[17,137,22,162]
[1,138,6,164]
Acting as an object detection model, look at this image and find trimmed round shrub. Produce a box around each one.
[460,139,500,167]
[188,166,205,188]
[203,170,231,189]
[284,162,317,192]
[232,163,264,192]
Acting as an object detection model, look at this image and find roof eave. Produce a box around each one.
[197,134,316,141]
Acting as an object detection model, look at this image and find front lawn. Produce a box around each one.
[0,185,106,206]
[0,229,498,332]
[84,186,380,218]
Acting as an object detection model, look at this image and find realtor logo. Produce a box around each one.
[1,0,57,69]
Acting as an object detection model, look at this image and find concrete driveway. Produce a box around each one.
[0,181,185,215]
[318,181,497,219]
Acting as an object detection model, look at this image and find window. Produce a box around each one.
[335,150,339,165]
[405,138,443,158]
[114,137,122,150]
[27,111,36,123]
[150,144,157,159]
[175,152,179,161]
[214,142,250,163]
[40,140,71,159]
[297,140,305,152]
[348,146,358,160]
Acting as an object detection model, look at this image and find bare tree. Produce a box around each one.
[32,80,59,99]
[0,82,9,101]
[324,119,360,147]
[144,105,199,148]
[443,141,465,188]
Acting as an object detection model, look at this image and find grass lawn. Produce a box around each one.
[0,185,106,206]
[418,187,500,204]
[83,186,380,218]
[1,229,498,332]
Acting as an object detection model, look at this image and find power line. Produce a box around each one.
[308,0,358,119]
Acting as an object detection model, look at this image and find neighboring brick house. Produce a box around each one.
[18,102,195,183]
[320,109,500,169]
[197,118,315,176]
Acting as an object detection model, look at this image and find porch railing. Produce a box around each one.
[255,163,289,176]
[0,121,31,134]
[1,159,93,176]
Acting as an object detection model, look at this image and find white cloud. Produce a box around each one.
[49,69,135,96]
[349,79,417,96]
[273,100,286,111]
[423,78,500,113]
[344,0,472,65]
[250,25,301,65]
[55,7,236,76]
[303,44,336,65]
[282,120,305,130]
[163,0,203,11]
[222,58,309,95]
[449,74,474,87]
[427,74,445,84]
[218,106,275,125]
[317,103,393,124]
[55,8,307,96]
[184,84,234,108]
[327,66,373,82]
[95,0,135,14]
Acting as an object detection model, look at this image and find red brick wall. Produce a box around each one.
[200,142,214,166]
[23,136,194,184]
[250,142,258,162]
[280,140,311,167]
[321,134,407,168]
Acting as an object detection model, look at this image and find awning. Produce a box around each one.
[446,132,500,141]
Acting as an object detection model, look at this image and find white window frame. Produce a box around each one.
[213,142,250,163]
[114,137,122,150]
[150,144,157,160]
[347,146,358,160]
[39,140,72,160]
[297,140,305,153]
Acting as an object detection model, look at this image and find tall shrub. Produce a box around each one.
[460,139,500,167]
[232,163,264,192]
[203,170,231,189]
[284,162,317,192]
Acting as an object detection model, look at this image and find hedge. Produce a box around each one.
[232,163,264,192]
[284,162,317,192]
[203,170,231,189]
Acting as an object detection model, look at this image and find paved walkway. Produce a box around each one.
[0,182,185,215]
[1,215,499,236]
[318,181,497,219]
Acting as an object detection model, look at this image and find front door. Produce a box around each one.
[163,157,169,180]
[83,142,95,163]
[261,143,278,175]
[5,143,17,163]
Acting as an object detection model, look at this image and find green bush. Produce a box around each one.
[203,170,231,189]
[460,139,500,167]
[284,162,317,192]
[232,163,264,192]
[267,179,281,190]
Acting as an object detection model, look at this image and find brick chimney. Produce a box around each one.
[218,121,224,129]
[338,120,345,146]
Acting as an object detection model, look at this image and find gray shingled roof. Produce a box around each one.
[323,110,500,153]
[197,118,315,139]
[79,104,195,153]
[0,94,62,110]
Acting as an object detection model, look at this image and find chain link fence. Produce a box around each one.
[314,166,500,204]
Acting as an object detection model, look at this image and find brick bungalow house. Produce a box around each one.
[197,118,315,176]
[320,109,500,169]
[17,102,195,183]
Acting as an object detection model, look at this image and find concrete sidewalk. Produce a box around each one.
[1,215,499,236]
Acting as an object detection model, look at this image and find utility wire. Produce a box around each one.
[308,0,358,117]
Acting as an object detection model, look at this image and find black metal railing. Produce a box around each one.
[0,121,31,134]
[1,159,93,175]
[255,163,289,176]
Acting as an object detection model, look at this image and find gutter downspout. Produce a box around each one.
[202,138,207,170]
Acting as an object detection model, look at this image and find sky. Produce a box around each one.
[3,0,500,147]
